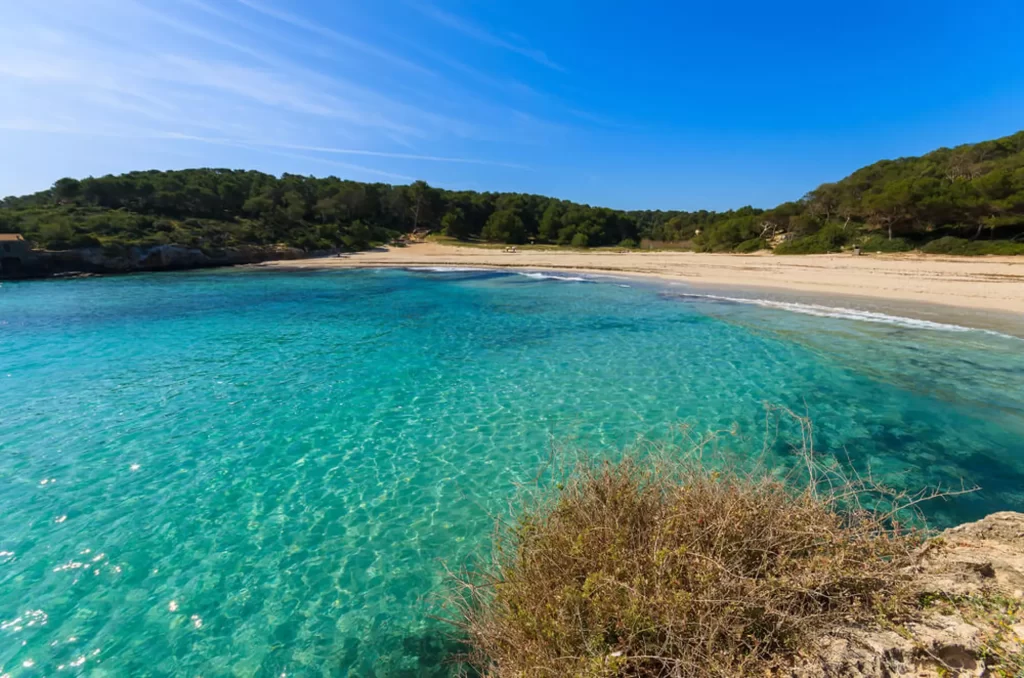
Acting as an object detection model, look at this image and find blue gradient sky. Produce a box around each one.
[1,0,1021,210]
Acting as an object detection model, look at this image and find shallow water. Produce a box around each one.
[1,268,1023,676]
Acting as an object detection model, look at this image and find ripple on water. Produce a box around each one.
[1,268,1022,675]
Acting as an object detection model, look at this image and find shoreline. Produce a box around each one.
[254,242,1024,334]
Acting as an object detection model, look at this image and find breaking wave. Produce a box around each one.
[673,293,1018,339]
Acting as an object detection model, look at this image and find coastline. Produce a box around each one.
[255,242,1024,333]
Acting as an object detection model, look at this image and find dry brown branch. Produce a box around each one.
[442,410,977,677]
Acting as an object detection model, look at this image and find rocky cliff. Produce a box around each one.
[795,512,1024,677]
[1,244,307,279]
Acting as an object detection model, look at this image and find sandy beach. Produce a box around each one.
[259,242,1024,316]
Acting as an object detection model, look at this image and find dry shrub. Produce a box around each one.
[445,425,938,677]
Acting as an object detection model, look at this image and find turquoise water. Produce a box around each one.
[1,268,1023,676]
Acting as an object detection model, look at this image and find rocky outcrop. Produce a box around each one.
[2,244,307,279]
[794,512,1024,677]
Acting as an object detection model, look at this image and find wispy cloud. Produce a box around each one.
[112,1,439,138]
[0,0,552,196]
[235,0,436,77]
[409,1,565,72]
[264,150,418,183]
[180,0,298,49]
[120,0,276,68]
[0,120,417,183]
[170,135,419,182]
[156,55,421,135]
[260,142,530,169]
[162,134,530,169]
[0,39,419,138]
[402,39,540,97]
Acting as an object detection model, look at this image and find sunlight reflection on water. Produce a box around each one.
[1,268,1022,675]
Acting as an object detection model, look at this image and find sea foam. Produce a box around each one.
[516,271,591,282]
[673,293,1018,339]
[406,266,492,273]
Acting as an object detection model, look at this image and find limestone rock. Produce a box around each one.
[915,511,1024,597]
[792,512,1024,677]
[11,244,308,279]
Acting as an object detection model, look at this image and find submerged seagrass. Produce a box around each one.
[1,268,1023,675]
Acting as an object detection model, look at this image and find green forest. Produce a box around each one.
[2,130,1023,255]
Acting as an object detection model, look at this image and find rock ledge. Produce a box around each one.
[794,512,1024,677]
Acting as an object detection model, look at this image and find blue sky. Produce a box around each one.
[1,0,1021,210]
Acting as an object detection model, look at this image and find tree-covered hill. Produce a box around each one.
[2,130,1022,255]
[637,130,1024,254]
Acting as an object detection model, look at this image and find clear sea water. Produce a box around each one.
[1,268,1023,677]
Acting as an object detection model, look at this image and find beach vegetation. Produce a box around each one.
[482,209,527,244]
[920,236,1024,256]
[773,222,852,254]
[570,232,590,248]
[444,433,936,677]
[732,237,765,253]
[441,208,470,240]
[857,235,914,253]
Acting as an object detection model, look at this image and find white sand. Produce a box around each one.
[259,242,1024,317]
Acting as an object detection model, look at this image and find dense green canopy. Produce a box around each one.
[2,131,1022,254]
